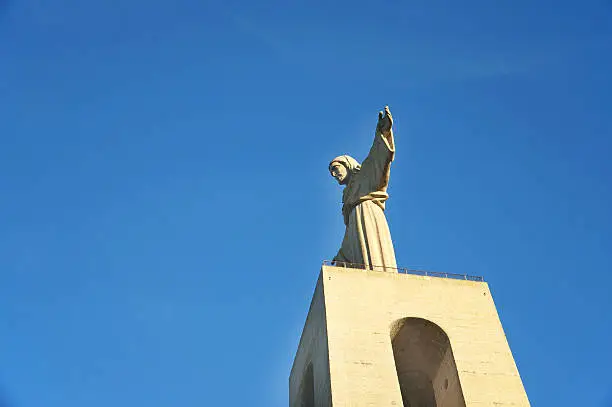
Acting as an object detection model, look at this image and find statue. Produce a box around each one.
[329,106,397,271]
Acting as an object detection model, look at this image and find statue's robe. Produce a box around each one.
[333,129,397,271]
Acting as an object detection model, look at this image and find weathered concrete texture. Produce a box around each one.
[289,266,530,407]
[289,274,332,407]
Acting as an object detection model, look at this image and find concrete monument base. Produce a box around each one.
[289,265,530,407]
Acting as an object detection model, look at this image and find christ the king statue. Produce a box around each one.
[329,106,397,271]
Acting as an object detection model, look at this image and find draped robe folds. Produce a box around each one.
[333,128,397,271]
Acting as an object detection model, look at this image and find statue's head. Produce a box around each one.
[329,155,361,186]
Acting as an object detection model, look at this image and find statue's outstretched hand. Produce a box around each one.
[377,106,393,134]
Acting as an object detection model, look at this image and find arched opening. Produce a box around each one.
[390,318,466,407]
[298,363,314,407]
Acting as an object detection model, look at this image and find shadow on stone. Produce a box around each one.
[391,318,466,407]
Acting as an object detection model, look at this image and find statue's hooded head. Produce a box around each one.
[329,155,361,185]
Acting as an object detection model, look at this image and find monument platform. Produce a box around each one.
[289,264,530,407]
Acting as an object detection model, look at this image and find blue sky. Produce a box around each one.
[1,0,611,406]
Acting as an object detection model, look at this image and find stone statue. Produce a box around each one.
[329,106,397,271]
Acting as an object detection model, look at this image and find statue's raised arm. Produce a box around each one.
[359,106,396,194]
[328,106,398,272]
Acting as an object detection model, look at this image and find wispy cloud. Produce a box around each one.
[226,18,535,84]
[221,8,611,88]
[230,14,291,56]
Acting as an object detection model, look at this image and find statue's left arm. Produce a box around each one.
[359,106,395,192]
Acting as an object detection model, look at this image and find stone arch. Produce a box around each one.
[297,362,314,407]
[390,318,466,407]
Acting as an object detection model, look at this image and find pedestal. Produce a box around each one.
[289,265,530,407]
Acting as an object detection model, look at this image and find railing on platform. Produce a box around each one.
[322,260,484,282]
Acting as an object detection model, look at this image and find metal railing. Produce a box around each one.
[322,260,484,282]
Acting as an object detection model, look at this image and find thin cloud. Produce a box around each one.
[390,36,611,88]
[229,13,296,62]
[224,13,545,85]
[211,6,610,89]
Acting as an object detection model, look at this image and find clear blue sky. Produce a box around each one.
[1,0,611,406]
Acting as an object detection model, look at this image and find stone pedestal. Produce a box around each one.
[289,265,530,407]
